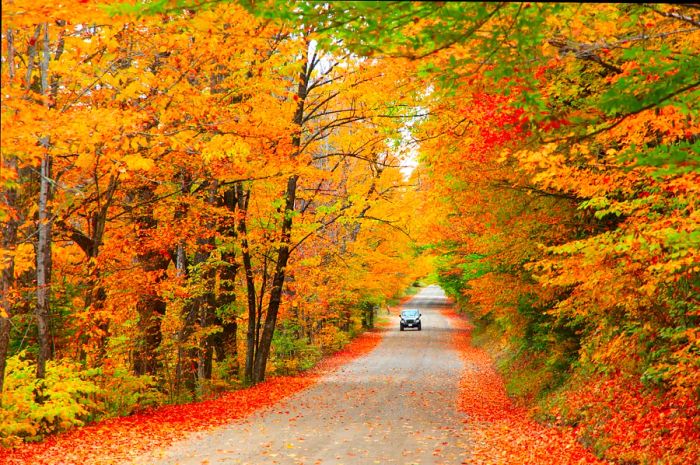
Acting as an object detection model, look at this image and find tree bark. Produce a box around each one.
[196,183,220,385]
[197,294,216,382]
[211,189,241,377]
[0,26,19,405]
[251,175,298,383]
[176,244,211,394]
[0,311,10,407]
[238,184,259,384]
[7,28,15,80]
[25,25,40,91]
[211,320,237,366]
[132,185,169,376]
[59,172,118,364]
[249,40,310,384]
[35,23,53,379]
[0,155,19,404]
[133,278,167,376]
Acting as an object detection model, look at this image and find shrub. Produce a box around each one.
[0,353,100,444]
[316,325,349,354]
[271,323,321,374]
[94,366,162,418]
[0,353,162,446]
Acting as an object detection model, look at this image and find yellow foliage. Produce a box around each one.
[12,242,34,277]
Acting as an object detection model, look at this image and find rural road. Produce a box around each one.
[130,285,470,465]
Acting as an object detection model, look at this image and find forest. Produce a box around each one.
[1,2,698,464]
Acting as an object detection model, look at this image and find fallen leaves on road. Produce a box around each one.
[443,307,608,465]
[1,330,383,465]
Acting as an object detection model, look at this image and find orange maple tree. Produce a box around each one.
[1,0,425,445]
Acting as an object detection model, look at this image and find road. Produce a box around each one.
[130,285,470,465]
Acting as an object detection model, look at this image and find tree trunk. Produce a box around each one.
[251,175,298,383]
[0,313,9,406]
[212,320,237,365]
[0,27,18,404]
[132,185,169,376]
[53,161,118,363]
[248,39,310,384]
[25,25,40,92]
[84,178,115,363]
[198,296,216,382]
[0,157,19,404]
[197,184,220,384]
[133,287,167,376]
[200,285,227,385]
[211,189,241,378]
[237,184,259,384]
[176,182,221,394]
[7,27,15,80]
[35,152,53,380]
[35,23,53,379]
[176,244,210,394]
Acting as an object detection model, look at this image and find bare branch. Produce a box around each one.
[644,4,700,28]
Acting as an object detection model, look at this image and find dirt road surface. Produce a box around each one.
[129,285,470,465]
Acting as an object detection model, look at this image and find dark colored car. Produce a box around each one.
[400,309,422,331]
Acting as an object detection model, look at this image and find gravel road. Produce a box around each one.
[130,285,470,465]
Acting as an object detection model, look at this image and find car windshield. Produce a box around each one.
[401,310,420,318]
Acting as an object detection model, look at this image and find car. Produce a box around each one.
[400,308,422,331]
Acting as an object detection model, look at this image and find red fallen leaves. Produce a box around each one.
[558,375,700,465]
[442,308,608,465]
[1,330,383,465]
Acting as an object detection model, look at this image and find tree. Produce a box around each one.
[256,2,700,462]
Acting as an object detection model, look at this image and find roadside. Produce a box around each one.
[443,307,608,465]
[1,287,612,465]
[125,285,469,465]
[1,329,384,465]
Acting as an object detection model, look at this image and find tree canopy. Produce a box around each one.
[1,2,698,463]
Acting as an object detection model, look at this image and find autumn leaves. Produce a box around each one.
[1,1,426,444]
[403,3,700,464]
[1,2,699,463]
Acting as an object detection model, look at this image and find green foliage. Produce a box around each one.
[271,321,322,374]
[108,0,224,17]
[1,354,100,444]
[92,367,163,419]
[467,294,583,404]
[0,353,161,445]
[436,253,489,302]
[627,139,700,177]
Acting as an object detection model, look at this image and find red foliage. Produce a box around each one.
[559,375,700,464]
[0,330,383,465]
[462,93,529,157]
[442,308,609,465]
